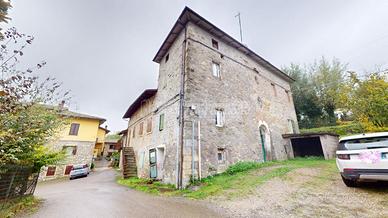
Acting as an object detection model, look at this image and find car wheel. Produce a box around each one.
[341,175,358,187]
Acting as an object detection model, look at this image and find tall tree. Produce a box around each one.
[0,28,69,172]
[284,57,347,128]
[310,57,347,125]
[340,71,388,129]
[283,64,322,128]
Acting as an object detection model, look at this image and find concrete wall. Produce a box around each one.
[319,135,339,159]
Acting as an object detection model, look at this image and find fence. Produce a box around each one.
[0,165,39,200]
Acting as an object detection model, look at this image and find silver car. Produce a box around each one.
[69,164,89,180]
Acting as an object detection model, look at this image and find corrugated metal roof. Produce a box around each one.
[152,7,294,82]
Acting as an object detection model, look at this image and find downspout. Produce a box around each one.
[197,120,202,180]
[177,26,188,189]
[191,121,195,181]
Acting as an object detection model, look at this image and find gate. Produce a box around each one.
[0,165,39,200]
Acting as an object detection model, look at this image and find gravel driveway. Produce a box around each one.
[26,169,221,218]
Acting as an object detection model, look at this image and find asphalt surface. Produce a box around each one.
[27,169,221,218]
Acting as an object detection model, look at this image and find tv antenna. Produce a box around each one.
[235,12,243,43]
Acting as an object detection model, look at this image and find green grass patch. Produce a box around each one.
[117,157,331,200]
[0,196,41,218]
[300,122,388,136]
[117,177,177,195]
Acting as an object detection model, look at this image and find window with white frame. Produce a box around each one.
[215,109,224,127]
[212,62,220,78]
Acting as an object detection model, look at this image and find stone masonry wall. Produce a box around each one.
[39,140,95,180]
[126,31,185,185]
[181,22,300,183]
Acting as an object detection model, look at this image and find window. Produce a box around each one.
[69,123,80,136]
[146,118,152,133]
[109,144,115,149]
[132,127,136,138]
[159,114,165,131]
[271,83,277,96]
[64,165,73,175]
[165,53,169,63]
[139,151,145,169]
[285,90,291,102]
[63,146,77,155]
[138,122,144,136]
[46,166,56,176]
[212,39,219,49]
[215,109,224,127]
[212,62,220,78]
[217,148,225,163]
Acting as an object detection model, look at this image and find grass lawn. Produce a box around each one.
[0,196,41,218]
[117,157,332,199]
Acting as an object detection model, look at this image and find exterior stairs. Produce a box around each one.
[122,147,137,179]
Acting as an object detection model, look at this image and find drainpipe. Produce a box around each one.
[177,26,188,189]
[198,120,202,180]
[191,121,195,180]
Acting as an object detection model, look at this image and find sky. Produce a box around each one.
[5,0,388,132]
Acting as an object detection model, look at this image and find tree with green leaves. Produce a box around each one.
[283,63,322,128]
[339,71,388,129]
[283,57,347,128]
[0,28,69,172]
[0,0,11,38]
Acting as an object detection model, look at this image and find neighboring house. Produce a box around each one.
[94,126,110,158]
[39,107,107,180]
[103,138,120,157]
[122,7,299,188]
[118,129,128,170]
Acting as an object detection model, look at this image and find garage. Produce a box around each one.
[283,133,339,160]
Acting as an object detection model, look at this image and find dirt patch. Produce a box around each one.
[216,165,388,218]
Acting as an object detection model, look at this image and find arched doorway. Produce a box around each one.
[259,125,271,161]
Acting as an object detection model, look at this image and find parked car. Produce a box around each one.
[336,132,388,187]
[70,164,90,180]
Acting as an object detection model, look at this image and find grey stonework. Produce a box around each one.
[125,21,299,187]
[39,140,94,181]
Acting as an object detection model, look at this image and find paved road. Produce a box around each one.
[27,169,221,218]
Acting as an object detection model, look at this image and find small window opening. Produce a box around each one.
[271,83,277,96]
[159,114,165,131]
[285,90,291,102]
[132,126,136,138]
[165,53,169,63]
[69,123,80,136]
[146,118,152,133]
[212,62,220,78]
[215,109,224,127]
[217,148,225,163]
[212,39,219,49]
[139,122,144,136]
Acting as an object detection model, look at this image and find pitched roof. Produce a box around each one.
[60,110,106,124]
[99,126,110,134]
[153,7,294,82]
[122,89,157,118]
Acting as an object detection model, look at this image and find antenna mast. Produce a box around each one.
[235,12,243,43]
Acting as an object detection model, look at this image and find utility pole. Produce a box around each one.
[235,12,243,43]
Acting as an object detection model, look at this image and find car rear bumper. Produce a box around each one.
[341,169,388,181]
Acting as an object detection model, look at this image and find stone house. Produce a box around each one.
[103,138,121,157]
[122,7,299,188]
[39,108,107,180]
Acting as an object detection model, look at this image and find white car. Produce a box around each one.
[69,164,90,180]
[336,132,388,187]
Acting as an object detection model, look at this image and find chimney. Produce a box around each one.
[58,100,65,111]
